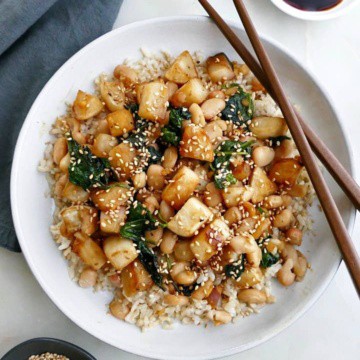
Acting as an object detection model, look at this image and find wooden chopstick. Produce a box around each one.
[234,0,360,294]
[198,0,360,212]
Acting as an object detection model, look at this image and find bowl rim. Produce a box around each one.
[1,337,96,360]
[270,0,360,21]
[10,15,356,360]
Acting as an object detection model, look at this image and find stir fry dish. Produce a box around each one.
[40,50,313,329]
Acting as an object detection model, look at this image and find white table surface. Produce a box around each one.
[1,0,359,359]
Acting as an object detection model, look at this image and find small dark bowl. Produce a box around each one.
[1,338,96,360]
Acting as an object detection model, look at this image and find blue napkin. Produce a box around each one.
[0,0,123,252]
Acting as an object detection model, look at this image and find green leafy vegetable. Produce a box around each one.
[257,206,265,215]
[161,127,180,146]
[147,146,162,165]
[67,135,112,190]
[137,241,163,288]
[165,254,173,271]
[256,206,269,218]
[221,83,241,90]
[169,107,191,127]
[160,106,191,146]
[120,202,166,288]
[260,249,280,268]
[173,282,195,297]
[221,89,254,126]
[123,108,162,168]
[257,235,279,268]
[211,140,254,189]
[125,117,148,148]
[269,135,291,146]
[124,104,151,147]
[224,255,245,280]
[211,140,253,170]
[214,171,237,190]
[120,203,157,241]
[125,132,147,148]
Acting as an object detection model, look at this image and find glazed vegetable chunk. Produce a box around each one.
[106,109,135,137]
[121,260,153,297]
[100,207,126,234]
[167,197,213,237]
[113,65,138,86]
[165,51,198,84]
[174,240,195,261]
[235,266,264,289]
[91,134,118,158]
[190,219,230,262]
[268,158,303,186]
[206,53,235,83]
[61,205,98,236]
[73,90,103,120]
[109,143,137,179]
[91,184,130,211]
[72,232,107,270]
[61,181,90,203]
[103,236,138,271]
[286,183,308,198]
[100,81,125,111]
[180,124,214,162]
[162,166,200,210]
[138,81,168,122]
[221,183,254,208]
[249,116,287,140]
[250,167,277,203]
[170,78,208,107]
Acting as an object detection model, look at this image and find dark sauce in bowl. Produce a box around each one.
[284,0,343,11]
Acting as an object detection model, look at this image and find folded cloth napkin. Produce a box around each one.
[0,0,123,252]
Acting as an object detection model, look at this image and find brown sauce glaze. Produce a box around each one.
[284,0,343,11]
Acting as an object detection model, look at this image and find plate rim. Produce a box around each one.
[10,15,356,360]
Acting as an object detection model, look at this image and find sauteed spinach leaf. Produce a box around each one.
[221,89,254,126]
[67,135,112,190]
[211,140,253,189]
[120,202,166,288]
[160,106,191,146]
[224,255,245,280]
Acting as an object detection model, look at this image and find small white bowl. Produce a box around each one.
[271,0,359,20]
[11,16,355,360]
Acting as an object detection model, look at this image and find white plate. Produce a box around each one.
[271,0,359,20]
[11,16,355,360]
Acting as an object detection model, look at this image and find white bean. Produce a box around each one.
[163,294,189,306]
[160,230,178,254]
[132,172,147,189]
[201,98,226,120]
[252,146,275,167]
[53,138,68,165]
[277,258,295,286]
[162,146,178,169]
[189,103,206,126]
[159,200,175,221]
[147,164,166,190]
[273,209,292,229]
[237,289,266,304]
